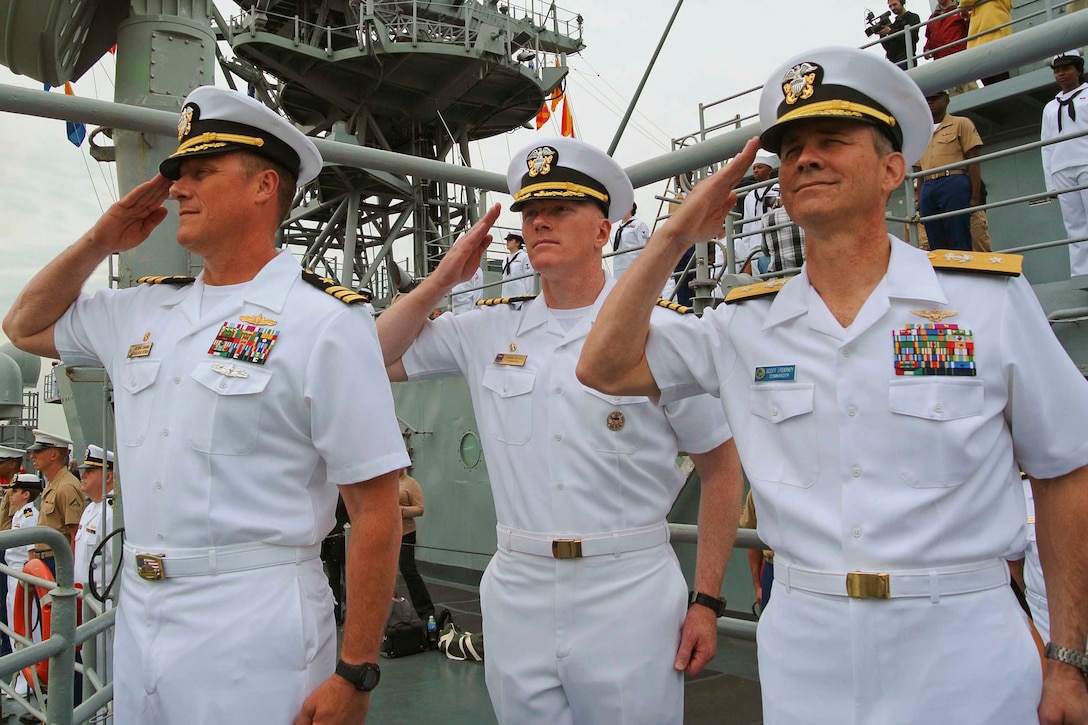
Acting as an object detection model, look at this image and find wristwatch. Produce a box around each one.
[688,591,727,617]
[1044,643,1088,676]
[335,660,381,692]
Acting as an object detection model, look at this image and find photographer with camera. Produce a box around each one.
[869,0,920,70]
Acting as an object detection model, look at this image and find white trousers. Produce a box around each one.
[481,544,687,725]
[114,557,335,725]
[757,579,1042,724]
[1050,165,1088,276]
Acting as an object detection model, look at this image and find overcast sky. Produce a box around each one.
[0,0,910,432]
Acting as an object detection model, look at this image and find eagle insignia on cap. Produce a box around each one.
[177,105,195,140]
[782,62,821,106]
[526,146,556,178]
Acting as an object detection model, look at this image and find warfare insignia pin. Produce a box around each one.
[177,104,194,140]
[911,309,958,323]
[526,146,556,178]
[509,343,517,352]
[606,411,625,431]
[143,332,151,342]
[240,313,278,326]
[782,62,821,106]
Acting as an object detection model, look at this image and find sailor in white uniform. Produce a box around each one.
[4,86,408,724]
[378,137,744,725]
[6,474,41,655]
[1041,50,1088,277]
[451,265,485,314]
[74,445,116,595]
[580,46,1088,724]
[500,232,536,297]
[737,152,779,270]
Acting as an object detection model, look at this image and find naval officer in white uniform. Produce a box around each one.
[74,445,116,595]
[1041,50,1088,277]
[581,46,1088,724]
[4,86,408,725]
[377,137,744,725]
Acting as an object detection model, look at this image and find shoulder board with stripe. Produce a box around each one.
[655,299,693,314]
[476,295,537,307]
[137,275,196,287]
[927,251,1022,276]
[724,276,794,304]
[301,270,369,305]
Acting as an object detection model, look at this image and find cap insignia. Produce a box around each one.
[782,62,822,106]
[526,146,557,178]
[178,104,195,140]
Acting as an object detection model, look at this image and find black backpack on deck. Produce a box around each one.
[380,597,428,658]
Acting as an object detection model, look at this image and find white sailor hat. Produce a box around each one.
[0,445,24,460]
[505,231,524,243]
[160,86,323,186]
[27,430,72,452]
[759,46,931,167]
[507,137,634,223]
[79,445,115,471]
[1052,49,1084,70]
[10,473,42,492]
[752,152,780,170]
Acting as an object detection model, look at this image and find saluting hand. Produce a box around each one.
[657,137,762,252]
[429,203,502,292]
[87,175,173,255]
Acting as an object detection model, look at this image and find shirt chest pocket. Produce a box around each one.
[117,360,162,447]
[480,367,535,446]
[581,387,647,454]
[889,379,986,488]
[745,383,818,488]
[186,363,272,455]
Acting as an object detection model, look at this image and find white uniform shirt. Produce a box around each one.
[402,278,731,534]
[55,249,409,551]
[1041,81,1088,187]
[611,216,651,279]
[7,503,38,572]
[738,182,780,263]
[74,498,115,589]
[500,250,535,298]
[646,238,1088,571]
[451,267,484,314]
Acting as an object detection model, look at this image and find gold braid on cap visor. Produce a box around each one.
[171,132,266,157]
[514,181,609,204]
[775,100,897,129]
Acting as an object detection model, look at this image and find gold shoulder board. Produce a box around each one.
[137,275,196,287]
[927,251,1022,276]
[655,299,693,314]
[725,276,794,304]
[301,270,368,305]
[476,295,538,307]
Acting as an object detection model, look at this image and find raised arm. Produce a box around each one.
[577,137,761,396]
[377,204,499,381]
[3,175,173,358]
[673,438,744,676]
[1032,465,1088,724]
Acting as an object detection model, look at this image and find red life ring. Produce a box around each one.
[13,558,54,688]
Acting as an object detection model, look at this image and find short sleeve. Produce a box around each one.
[306,306,409,485]
[663,393,731,454]
[1001,276,1088,479]
[54,288,133,369]
[645,307,737,406]
[402,312,472,381]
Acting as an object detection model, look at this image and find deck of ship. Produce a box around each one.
[368,578,763,725]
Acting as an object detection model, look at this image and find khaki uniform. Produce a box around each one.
[37,469,85,553]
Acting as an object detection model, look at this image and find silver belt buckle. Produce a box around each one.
[135,553,166,581]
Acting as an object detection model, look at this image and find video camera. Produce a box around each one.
[864,9,892,37]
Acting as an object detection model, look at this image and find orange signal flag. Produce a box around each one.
[535,102,551,130]
[560,94,575,138]
[549,84,563,113]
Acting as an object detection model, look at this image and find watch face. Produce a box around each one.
[337,661,381,691]
[361,664,381,691]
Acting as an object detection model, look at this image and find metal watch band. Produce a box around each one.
[1044,643,1088,675]
[689,591,727,617]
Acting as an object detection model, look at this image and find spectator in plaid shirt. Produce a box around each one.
[759,205,806,273]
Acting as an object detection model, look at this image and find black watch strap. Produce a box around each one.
[335,660,381,692]
[1044,643,1088,676]
[688,591,727,617]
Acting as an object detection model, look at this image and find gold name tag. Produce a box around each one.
[127,342,153,358]
[493,353,527,367]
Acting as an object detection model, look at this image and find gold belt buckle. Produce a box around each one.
[551,539,583,559]
[135,554,166,581]
[846,571,890,599]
